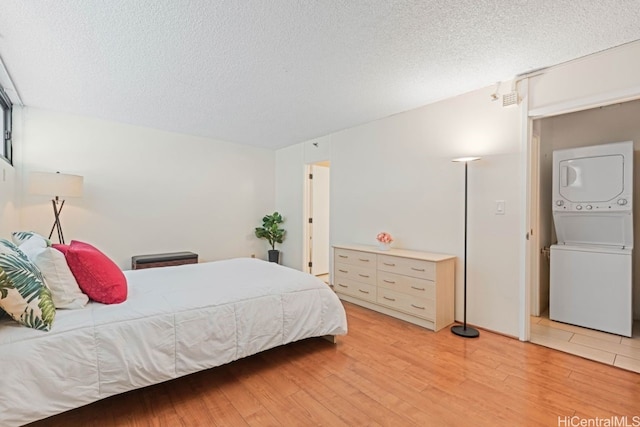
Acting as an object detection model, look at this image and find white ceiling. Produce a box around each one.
[1,1,639,149]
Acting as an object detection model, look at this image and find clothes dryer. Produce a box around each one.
[550,141,633,337]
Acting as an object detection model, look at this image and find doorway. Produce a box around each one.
[528,99,640,372]
[304,161,330,281]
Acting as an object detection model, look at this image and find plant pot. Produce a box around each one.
[268,250,280,263]
[377,242,390,251]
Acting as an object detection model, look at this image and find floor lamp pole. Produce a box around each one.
[48,197,66,245]
[451,159,480,338]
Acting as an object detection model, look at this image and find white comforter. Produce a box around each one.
[0,258,347,427]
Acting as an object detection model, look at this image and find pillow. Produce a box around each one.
[66,240,127,304]
[0,239,56,331]
[11,231,50,247]
[21,246,89,309]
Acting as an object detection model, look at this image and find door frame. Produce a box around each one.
[302,161,331,276]
[303,164,314,274]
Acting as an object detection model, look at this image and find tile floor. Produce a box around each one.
[530,314,640,373]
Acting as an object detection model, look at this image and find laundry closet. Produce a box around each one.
[533,98,640,335]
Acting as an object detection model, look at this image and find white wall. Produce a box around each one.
[0,161,18,236]
[529,40,640,114]
[277,85,523,337]
[0,106,21,236]
[17,107,275,269]
[275,143,305,269]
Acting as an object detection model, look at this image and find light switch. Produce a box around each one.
[496,200,505,215]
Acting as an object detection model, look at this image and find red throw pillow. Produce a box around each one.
[65,240,127,304]
[52,243,70,255]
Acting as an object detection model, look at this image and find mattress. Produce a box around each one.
[0,258,347,426]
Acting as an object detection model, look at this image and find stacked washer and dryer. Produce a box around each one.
[550,141,634,337]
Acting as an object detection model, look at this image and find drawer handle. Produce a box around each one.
[383,262,396,266]
[358,258,370,262]
[358,289,370,294]
[338,255,348,258]
[411,304,425,310]
[358,274,370,278]
[411,267,425,272]
[383,279,396,284]
[338,269,348,273]
[383,296,396,302]
[338,284,348,288]
[411,286,425,291]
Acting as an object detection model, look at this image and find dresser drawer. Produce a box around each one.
[377,287,434,320]
[333,278,377,303]
[335,248,376,267]
[378,255,435,281]
[334,262,376,286]
[377,271,435,299]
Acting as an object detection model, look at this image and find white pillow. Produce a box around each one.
[21,245,89,309]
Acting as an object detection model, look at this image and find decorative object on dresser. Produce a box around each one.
[333,244,455,331]
[28,171,84,244]
[131,251,198,270]
[450,157,481,338]
[254,211,286,263]
[376,232,393,251]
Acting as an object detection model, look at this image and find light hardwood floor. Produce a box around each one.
[28,303,640,427]
[530,313,640,373]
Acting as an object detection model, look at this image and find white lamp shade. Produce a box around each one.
[29,172,83,198]
[452,157,481,163]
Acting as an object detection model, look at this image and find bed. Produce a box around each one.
[0,258,347,427]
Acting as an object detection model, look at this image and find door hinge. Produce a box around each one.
[309,173,313,179]
[3,130,10,140]
[308,218,313,224]
[308,262,312,267]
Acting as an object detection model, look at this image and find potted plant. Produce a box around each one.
[254,212,285,263]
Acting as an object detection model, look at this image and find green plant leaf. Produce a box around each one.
[254,212,286,250]
[38,286,56,327]
[0,268,15,299]
[0,253,46,303]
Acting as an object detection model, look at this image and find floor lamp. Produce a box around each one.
[451,157,480,338]
[29,171,84,244]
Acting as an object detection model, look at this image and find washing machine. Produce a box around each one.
[549,141,634,337]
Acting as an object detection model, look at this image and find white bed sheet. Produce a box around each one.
[0,258,347,427]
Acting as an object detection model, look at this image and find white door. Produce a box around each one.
[310,164,330,275]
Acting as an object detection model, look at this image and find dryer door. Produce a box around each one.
[559,154,624,203]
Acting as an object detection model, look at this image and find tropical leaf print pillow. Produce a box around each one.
[11,231,51,247]
[0,239,56,331]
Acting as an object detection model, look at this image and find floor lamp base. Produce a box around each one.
[451,324,480,338]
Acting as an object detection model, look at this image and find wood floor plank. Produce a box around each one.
[25,302,640,427]
[260,346,382,426]
[243,407,281,427]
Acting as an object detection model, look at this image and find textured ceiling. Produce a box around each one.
[1,1,639,149]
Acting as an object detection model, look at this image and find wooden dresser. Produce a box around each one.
[333,244,455,331]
